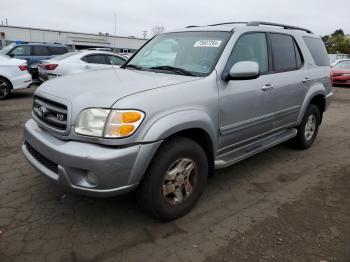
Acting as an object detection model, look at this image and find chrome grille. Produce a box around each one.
[33,96,68,131]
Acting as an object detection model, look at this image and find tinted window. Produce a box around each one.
[270,34,297,72]
[227,33,269,73]
[81,54,107,64]
[32,46,50,56]
[108,55,126,65]
[303,37,329,66]
[48,46,68,55]
[9,46,31,56]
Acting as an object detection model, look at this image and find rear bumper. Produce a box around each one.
[12,73,32,90]
[22,119,162,197]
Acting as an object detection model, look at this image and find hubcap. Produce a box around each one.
[162,158,198,205]
[304,114,316,141]
[0,81,9,98]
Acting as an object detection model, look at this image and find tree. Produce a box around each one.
[322,29,350,54]
[151,25,165,36]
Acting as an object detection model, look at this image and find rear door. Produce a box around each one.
[266,33,308,129]
[31,45,52,68]
[80,54,111,71]
[217,32,276,150]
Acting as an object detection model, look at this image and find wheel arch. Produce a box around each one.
[0,75,14,89]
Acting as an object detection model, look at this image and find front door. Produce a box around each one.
[217,32,275,152]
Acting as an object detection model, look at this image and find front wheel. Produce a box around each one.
[293,104,321,150]
[137,137,208,221]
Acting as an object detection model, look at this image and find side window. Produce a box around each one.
[81,54,107,64]
[32,46,51,56]
[303,37,330,66]
[270,34,297,72]
[9,46,31,56]
[227,33,269,73]
[108,55,126,65]
[48,46,68,55]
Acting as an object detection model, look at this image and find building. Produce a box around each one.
[0,25,147,53]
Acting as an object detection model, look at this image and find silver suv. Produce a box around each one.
[22,21,333,221]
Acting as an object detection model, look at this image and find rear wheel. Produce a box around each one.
[293,104,321,149]
[137,137,208,221]
[0,77,11,100]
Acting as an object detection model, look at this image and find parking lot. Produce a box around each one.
[0,86,349,262]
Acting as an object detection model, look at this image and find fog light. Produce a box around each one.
[86,171,98,186]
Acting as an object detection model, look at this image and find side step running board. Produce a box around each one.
[215,128,297,169]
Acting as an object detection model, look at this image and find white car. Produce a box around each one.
[0,54,32,100]
[38,50,127,81]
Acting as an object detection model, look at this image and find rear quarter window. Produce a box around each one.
[303,37,330,66]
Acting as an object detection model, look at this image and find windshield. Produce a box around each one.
[333,61,350,69]
[126,31,231,76]
[0,44,15,55]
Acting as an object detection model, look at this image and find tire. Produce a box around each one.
[136,136,208,221]
[0,77,11,100]
[292,104,321,150]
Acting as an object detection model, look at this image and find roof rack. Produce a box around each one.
[207,22,248,26]
[247,21,313,34]
[185,21,313,34]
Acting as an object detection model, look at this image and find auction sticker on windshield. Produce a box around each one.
[194,40,222,47]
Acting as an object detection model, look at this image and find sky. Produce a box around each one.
[1,0,349,38]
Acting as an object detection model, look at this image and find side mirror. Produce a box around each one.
[226,61,260,80]
[8,53,15,58]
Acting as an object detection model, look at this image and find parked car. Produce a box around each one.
[38,50,127,81]
[22,21,332,221]
[0,54,32,99]
[0,43,69,78]
[331,59,350,86]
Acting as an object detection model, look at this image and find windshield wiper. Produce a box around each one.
[124,64,144,71]
[149,66,196,76]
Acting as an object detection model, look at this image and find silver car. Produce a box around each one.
[38,50,127,81]
[22,21,333,221]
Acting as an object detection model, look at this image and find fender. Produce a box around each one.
[141,109,217,150]
[297,83,327,125]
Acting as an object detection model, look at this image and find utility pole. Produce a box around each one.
[5,18,8,25]
[113,13,117,52]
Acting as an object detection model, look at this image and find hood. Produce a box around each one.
[36,68,199,119]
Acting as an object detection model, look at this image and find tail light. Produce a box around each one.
[18,64,28,71]
[42,64,58,70]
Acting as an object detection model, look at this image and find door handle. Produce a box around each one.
[84,66,91,69]
[261,84,274,91]
[302,78,311,83]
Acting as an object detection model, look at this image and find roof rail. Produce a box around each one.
[208,22,248,26]
[185,25,199,28]
[247,21,313,34]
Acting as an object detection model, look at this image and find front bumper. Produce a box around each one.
[22,119,161,197]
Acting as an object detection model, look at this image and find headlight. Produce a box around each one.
[75,108,145,138]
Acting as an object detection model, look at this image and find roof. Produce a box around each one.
[169,21,315,36]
